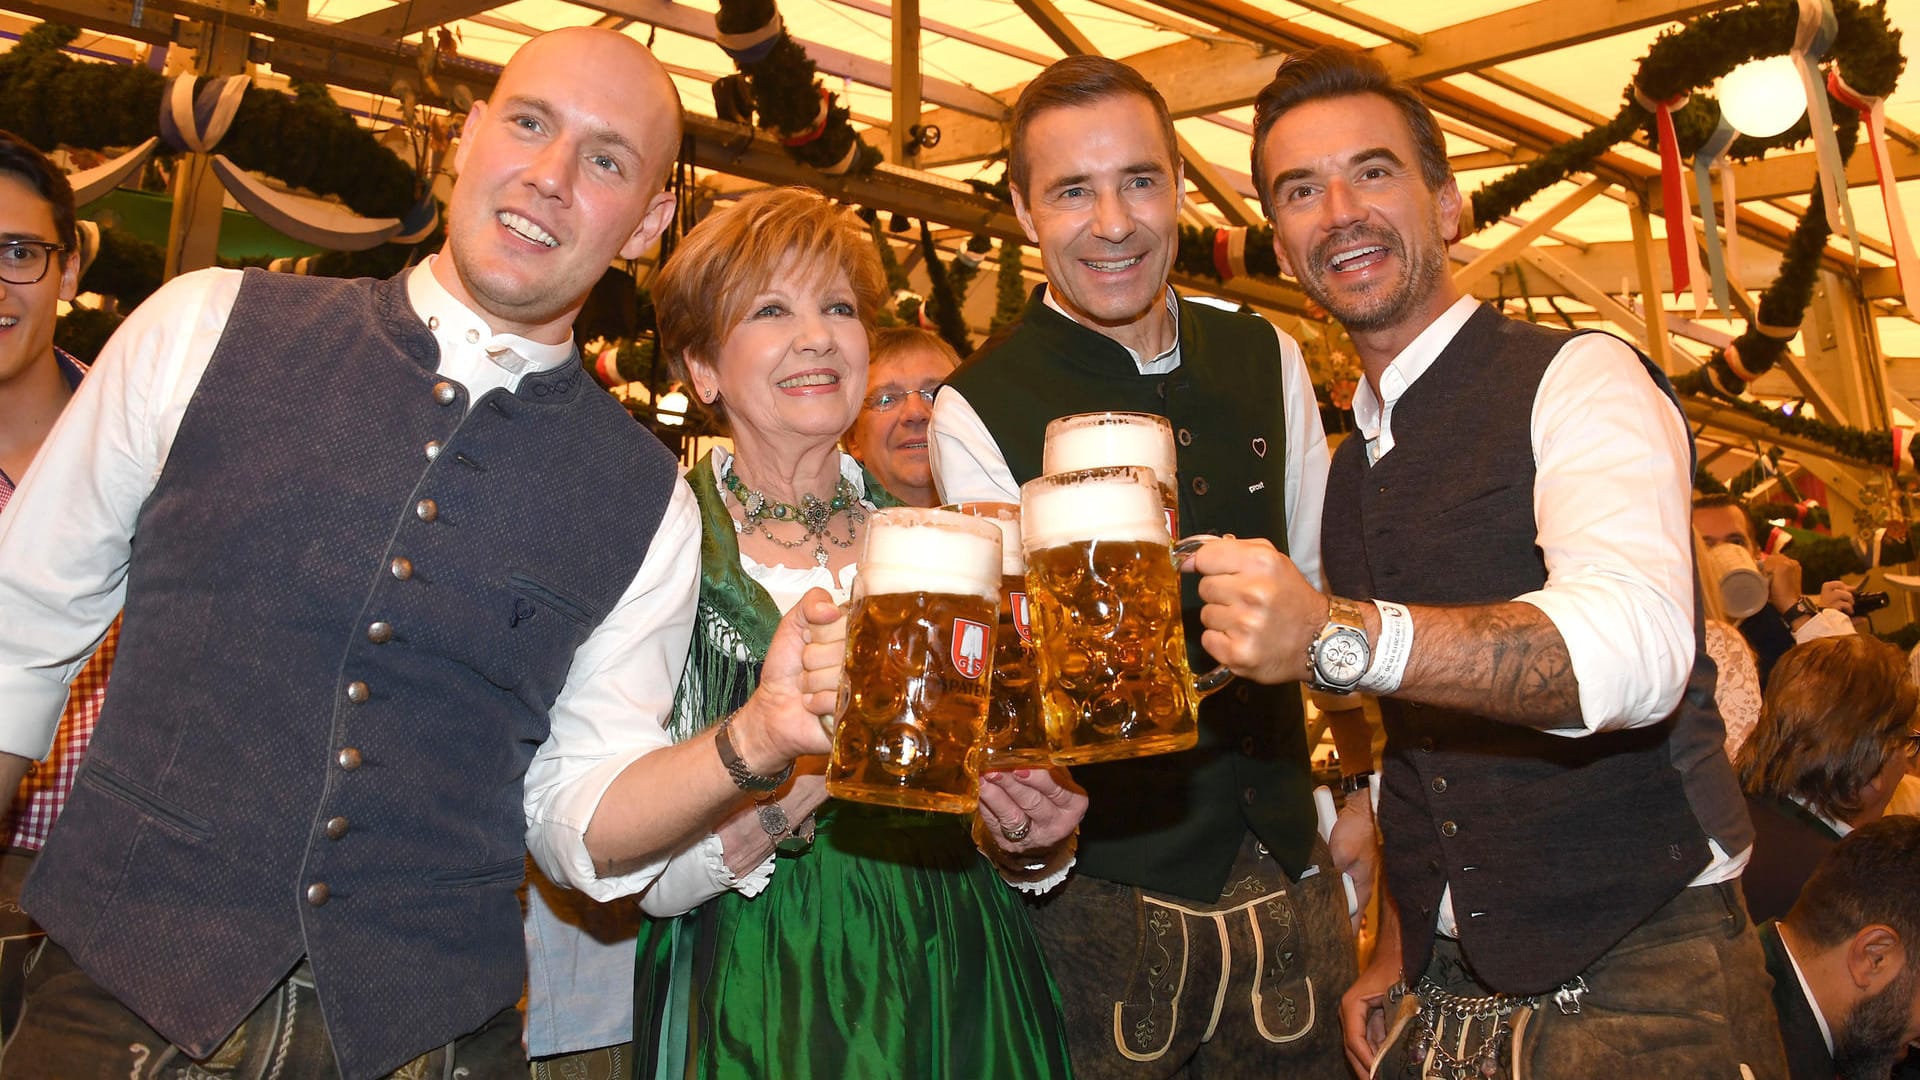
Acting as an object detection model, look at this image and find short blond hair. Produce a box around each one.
[653,187,887,391]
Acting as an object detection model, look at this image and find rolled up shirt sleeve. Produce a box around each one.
[524,480,700,899]
[0,269,239,759]
[1513,333,1696,734]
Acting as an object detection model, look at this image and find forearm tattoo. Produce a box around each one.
[1403,602,1581,728]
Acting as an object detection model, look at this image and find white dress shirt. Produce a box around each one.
[0,260,701,903]
[930,286,1331,591]
[1362,298,1746,934]
[1777,929,1837,1054]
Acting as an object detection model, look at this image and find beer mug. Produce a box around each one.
[1043,411,1179,538]
[1020,466,1227,765]
[826,507,1004,814]
[1705,542,1769,619]
[947,501,1053,770]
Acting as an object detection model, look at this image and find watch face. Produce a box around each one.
[1318,630,1369,683]
[757,802,791,838]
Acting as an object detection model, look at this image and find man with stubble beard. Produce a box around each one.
[1188,45,1787,1078]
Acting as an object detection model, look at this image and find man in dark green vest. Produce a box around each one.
[932,55,1371,1080]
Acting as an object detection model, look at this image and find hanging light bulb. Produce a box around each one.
[1717,56,1807,139]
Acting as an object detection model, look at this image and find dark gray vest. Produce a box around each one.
[25,269,681,1076]
[1320,304,1751,993]
[947,287,1315,901]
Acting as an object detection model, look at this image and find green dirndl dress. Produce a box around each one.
[634,453,1073,1080]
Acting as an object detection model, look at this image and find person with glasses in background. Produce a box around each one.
[843,326,959,507]
[0,130,119,1049]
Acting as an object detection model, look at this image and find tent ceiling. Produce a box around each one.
[8,0,1920,378]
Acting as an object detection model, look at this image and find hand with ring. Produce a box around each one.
[974,767,1085,856]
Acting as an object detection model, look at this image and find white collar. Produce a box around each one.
[1777,928,1837,1054]
[1787,794,1854,838]
[1350,294,1480,444]
[1042,285,1181,374]
[405,257,574,378]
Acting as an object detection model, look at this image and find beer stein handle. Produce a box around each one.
[1170,535,1235,696]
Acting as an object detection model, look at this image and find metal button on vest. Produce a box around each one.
[306,882,330,906]
[1419,737,1436,753]
[1191,476,1209,496]
[427,316,440,331]
[337,747,363,771]
[1440,820,1459,837]
[1234,684,1251,704]
[1431,777,1449,794]
[1176,427,1193,447]
[1240,736,1256,755]
[389,557,413,581]
[366,622,393,645]
[415,499,439,523]
[432,381,458,406]
[424,439,442,461]
[1242,787,1256,806]
[324,816,349,841]
[345,680,369,704]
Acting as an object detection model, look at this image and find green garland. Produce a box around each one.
[917,220,972,356]
[991,238,1026,334]
[3,24,418,217]
[715,0,882,177]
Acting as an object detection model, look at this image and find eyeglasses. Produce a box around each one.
[863,387,938,413]
[1905,731,1920,762]
[0,241,67,286]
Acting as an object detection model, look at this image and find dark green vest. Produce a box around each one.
[946,286,1315,901]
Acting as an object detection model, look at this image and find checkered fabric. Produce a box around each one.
[1,348,116,851]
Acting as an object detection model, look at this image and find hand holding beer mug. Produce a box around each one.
[1043,411,1180,537]
[825,508,1004,814]
[1020,466,1227,765]
[946,502,1053,770]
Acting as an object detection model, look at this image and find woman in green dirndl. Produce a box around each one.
[632,187,1082,1079]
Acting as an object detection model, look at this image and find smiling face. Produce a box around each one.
[1259,92,1463,361]
[438,27,681,343]
[0,171,78,390]
[686,263,870,452]
[845,341,957,506]
[1011,93,1183,356]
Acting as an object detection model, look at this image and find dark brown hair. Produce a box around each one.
[0,130,77,256]
[1788,814,1920,967]
[1249,46,1450,219]
[1736,635,1918,823]
[1008,56,1177,196]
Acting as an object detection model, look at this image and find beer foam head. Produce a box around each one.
[945,501,1025,574]
[858,507,1003,601]
[1020,465,1170,552]
[1043,412,1176,486]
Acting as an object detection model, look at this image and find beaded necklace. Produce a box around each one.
[720,457,866,567]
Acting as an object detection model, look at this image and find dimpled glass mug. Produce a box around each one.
[945,501,1053,771]
[1042,411,1180,539]
[825,507,1004,814]
[1019,465,1228,765]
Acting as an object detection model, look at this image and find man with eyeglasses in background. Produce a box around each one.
[844,325,958,507]
[0,129,116,1047]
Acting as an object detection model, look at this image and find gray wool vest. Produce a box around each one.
[946,286,1316,901]
[1320,304,1751,994]
[24,269,682,1077]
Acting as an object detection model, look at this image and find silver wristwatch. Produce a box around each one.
[1307,597,1372,694]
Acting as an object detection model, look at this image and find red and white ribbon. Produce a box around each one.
[1793,0,1861,259]
[1211,227,1248,282]
[1829,70,1918,312]
[1636,87,1702,306]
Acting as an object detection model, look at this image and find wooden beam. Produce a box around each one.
[330,0,496,40]
[1371,0,1751,84]
[824,0,1054,69]
[1282,0,1422,49]
[1627,191,1675,372]
[1014,0,1097,57]
[582,0,1006,119]
[1453,177,1606,293]
[1683,398,1879,464]
[1651,142,1920,209]
[890,0,921,165]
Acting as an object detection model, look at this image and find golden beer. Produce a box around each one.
[1042,411,1179,539]
[947,502,1052,770]
[1021,466,1209,765]
[826,508,1003,814]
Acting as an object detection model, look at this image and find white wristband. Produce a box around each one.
[1358,598,1413,695]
